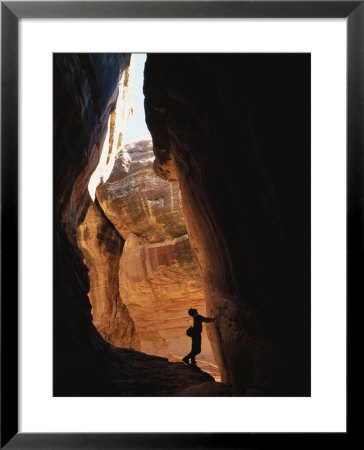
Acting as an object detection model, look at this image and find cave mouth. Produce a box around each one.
[76,53,220,381]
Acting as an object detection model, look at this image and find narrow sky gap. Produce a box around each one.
[124,53,151,143]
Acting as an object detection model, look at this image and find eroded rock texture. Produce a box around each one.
[97,139,185,241]
[97,139,214,362]
[77,201,139,349]
[75,58,138,351]
[144,54,311,396]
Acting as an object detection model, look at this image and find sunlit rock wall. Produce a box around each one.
[97,139,186,242]
[77,201,139,349]
[75,56,136,349]
[97,139,215,362]
[88,58,135,200]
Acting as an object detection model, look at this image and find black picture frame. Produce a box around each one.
[1,1,356,448]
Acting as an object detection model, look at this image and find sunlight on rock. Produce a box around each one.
[88,56,135,200]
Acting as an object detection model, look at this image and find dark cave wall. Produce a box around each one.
[144,54,311,396]
[54,54,130,234]
[53,53,131,394]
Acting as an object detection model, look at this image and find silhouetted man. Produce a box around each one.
[182,308,216,368]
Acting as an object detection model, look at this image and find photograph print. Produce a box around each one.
[53,53,310,397]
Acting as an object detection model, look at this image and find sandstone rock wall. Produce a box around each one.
[144,54,311,396]
[77,200,139,349]
[75,56,139,351]
[96,139,215,363]
[97,139,186,242]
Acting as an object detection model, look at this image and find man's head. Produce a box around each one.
[188,308,198,317]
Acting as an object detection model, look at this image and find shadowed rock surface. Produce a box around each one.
[63,346,215,397]
[144,54,311,396]
[54,53,132,395]
[175,381,234,397]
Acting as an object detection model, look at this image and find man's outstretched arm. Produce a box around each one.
[201,316,216,323]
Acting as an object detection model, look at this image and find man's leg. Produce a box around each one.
[182,351,192,365]
[190,337,201,367]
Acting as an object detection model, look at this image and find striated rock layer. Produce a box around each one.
[97,139,186,242]
[97,139,215,363]
[144,54,311,396]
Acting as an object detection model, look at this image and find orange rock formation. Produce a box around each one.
[80,138,216,364]
[77,201,139,349]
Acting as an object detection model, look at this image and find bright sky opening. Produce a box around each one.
[124,53,151,143]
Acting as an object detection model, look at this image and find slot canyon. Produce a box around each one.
[54,53,310,397]
[77,137,218,376]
